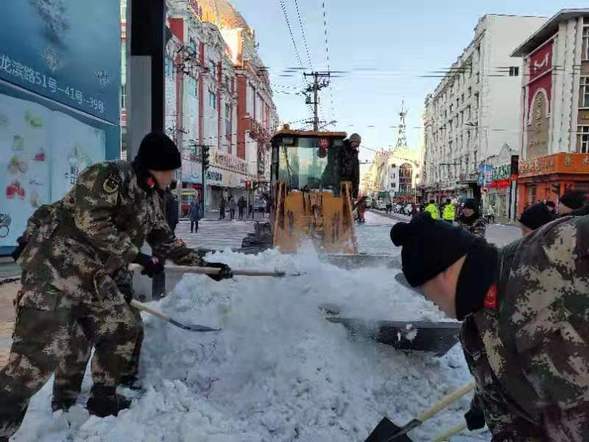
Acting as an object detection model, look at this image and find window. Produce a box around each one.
[208,89,217,109]
[509,66,520,77]
[225,103,232,140]
[580,77,589,108]
[583,27,589,61]
[578,126,589,153]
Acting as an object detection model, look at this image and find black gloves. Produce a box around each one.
[203,262,233,281]
[464,404,486,431]
[11,237,26,262]
[134,253,164,278]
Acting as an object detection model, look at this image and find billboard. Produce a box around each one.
[0,0,121,124]
[0,0,120,251]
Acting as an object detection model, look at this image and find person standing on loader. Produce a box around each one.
[424,199,440,220]
[340,133,361,198]
[390,213,589,440]
[0,132,232,440]
[442,198,456,224]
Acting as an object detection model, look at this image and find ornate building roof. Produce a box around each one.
[199,0,250,30]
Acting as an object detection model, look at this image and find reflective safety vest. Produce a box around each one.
[424,203,440,220]
[443,204,456,221]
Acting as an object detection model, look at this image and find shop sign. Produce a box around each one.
[0,1,120,124]
[478,164,493,186]
[206,168,223,185]
[519,152,589,178]
[212,150,247,174]
[492,164,511,181]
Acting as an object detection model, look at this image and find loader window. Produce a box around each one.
[277,138,340,190]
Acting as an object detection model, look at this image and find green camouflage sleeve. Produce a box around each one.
[147,193,204,266]
[72,163,139,267]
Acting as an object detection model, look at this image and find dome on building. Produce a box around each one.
[199,0,250,30]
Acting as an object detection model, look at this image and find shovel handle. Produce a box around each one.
[432,422,468,442]
[129,263,285,277]
[129,299,171,322]
[417,382,475,423]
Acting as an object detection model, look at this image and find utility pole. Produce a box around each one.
[303,71,330,131]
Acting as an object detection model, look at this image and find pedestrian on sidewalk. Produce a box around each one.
[219,196,226,220]
[391,213,589,440]
[238,196,246,220]
[228,196,236,220]
[164,181,179,234]
[485,204,495,224]
[153,180,180,300]
[457,199,486,238]
[189,196,201,233]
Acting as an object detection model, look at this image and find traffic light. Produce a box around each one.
[202,145,210,170]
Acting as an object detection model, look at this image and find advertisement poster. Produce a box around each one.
[0,0,120,124]
[0,92,106,247]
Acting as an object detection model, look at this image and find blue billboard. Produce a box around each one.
[0,0,121,124]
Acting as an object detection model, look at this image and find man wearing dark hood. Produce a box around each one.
[457,199,486,238]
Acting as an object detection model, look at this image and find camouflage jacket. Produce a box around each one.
[458,215,486,238]
[17,161,203,310]
[461,216,589,441]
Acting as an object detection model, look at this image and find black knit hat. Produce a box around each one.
[559,190,586,211]
[135,132,181,171]
[390,213,477,287]
[519,203,555,230]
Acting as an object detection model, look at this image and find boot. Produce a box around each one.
[51,395,77,412]
[119,375,143,391]
[86,384,131,417]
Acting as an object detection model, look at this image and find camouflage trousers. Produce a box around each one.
[0,293,142,439]
[52,307,143,407]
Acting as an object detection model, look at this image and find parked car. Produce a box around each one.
[254,197,266,212]
[376,199,387,210]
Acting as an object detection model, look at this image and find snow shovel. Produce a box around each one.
[365,382,475,442]
[326,317,461,356]
[432,422,468,442]
[130,300,220,332]
[130,263,294,277]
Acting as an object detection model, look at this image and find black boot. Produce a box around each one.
[86,385,131,417]
[119,375,143,391]
[51,395,77,412]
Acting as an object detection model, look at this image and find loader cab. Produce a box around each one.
[270,128,347,193]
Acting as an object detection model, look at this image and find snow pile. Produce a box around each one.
[14,247,486,442]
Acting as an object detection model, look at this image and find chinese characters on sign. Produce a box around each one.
[0,53,106,115]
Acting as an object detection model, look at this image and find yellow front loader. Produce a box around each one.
[269,127,357,254]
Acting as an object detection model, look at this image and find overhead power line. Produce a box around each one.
[278,0,305,69]
[293,0,313,69]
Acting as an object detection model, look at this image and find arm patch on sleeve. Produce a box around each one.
[103,174,121,194]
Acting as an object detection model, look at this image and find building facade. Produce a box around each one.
[422,14,546,218]
[121,0,278,213]
[360,147,421,201]
[513,9,589,214]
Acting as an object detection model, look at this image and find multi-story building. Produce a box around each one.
[512,9,589,214]
[360,148,421,201]
[422,14,546,219]
[122,0,278,212]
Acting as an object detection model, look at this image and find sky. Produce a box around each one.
[230,0,585,161]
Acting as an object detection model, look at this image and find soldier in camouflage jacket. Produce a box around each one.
[0,133,231,439]
[391,213,589,440]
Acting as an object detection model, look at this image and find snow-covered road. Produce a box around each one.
[11,212,517,442]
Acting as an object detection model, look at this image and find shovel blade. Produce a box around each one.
[326,317,461,356]
[169,319,221,332]
[365,417,412,442]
